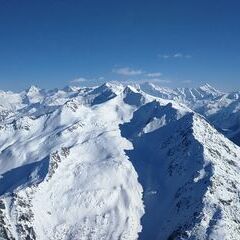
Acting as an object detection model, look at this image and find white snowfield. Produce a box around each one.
[0,82,240,240]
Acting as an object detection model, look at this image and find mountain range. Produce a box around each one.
[0,82,240,240]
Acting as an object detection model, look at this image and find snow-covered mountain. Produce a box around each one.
[196,91,240,145]
[139,82,223,107]
[139,82,240,146]
[0,83,240,240]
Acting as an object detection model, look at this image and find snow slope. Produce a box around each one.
[0,88,144,240]
[0,83,240,240]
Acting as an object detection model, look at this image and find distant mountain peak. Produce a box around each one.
[27,85,41,93]
[62,85,80,92]
[198,83,222,94]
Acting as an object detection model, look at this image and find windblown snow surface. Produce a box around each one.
[0,83,240,240]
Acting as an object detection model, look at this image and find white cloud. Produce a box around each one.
[113,67,143,76]
[146,72,162,77]
[123,78,171,84]
[158,53,192,59]
[148,78,171,83]
[70,77,88,83]
[158,54,170,59]
[173,53,183,58]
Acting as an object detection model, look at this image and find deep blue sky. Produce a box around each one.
[0,0,239,91]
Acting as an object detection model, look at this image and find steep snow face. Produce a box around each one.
[121,108,240,240]
[189,115,240,240]
[0,82,240,240]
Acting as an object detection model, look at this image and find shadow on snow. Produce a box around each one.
[0,157,49,196]
[120,101,213,240]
